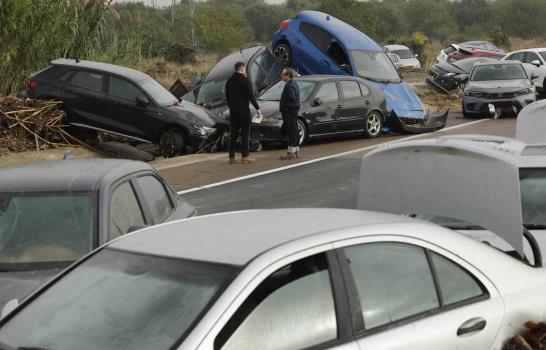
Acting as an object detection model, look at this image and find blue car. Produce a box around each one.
[272,10,447,133]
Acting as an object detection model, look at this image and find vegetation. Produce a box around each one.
[2,0,546,95]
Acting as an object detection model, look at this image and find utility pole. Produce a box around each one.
[171,0,175,26]
[189,0,196,47]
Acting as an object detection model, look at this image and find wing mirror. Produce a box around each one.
[1,299,19,319]
[340,64,352,74]
[415,54,419,58]
[457,73,470,82]
[135,96,149,107]
[531,73,540,80]
[531,60,542,67]
[312,97,323,107]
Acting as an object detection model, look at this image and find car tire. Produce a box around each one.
[159,129,185,158]
[297,118,307,146]
[94,142,154,162]
[364,111,382,138]
[273,43,292,66]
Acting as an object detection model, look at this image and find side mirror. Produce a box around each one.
[415,54,419,58]
[136,96,149,107]
[531,60,542,67]
[312,97,323,107]
[531,73,539,80]
[127,225,148,233]
[1,299,19,319]
[457,73,469,82]
[340,64,352,74]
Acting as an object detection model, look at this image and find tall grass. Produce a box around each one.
[0,0,140,96]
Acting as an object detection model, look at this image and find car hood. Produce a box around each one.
[369,80,425,119]
[167,102,219,127]
[466,79,530,93]
[432,62,465,74]
[0,269,60,307]
[255,100,283,118]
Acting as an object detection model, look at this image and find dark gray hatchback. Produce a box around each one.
[0,159,194,308]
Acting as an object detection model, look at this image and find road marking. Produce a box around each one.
[177,119,488,195]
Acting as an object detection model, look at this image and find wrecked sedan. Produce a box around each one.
[0,159,194,309]
[26,59,221,157]
[462,61,537,118]
[272,10,446,134]
[436,43,505,64]
[426,57,498,93]
[219,75,387,146]
[3,209,546,350]
[183,46,283,116]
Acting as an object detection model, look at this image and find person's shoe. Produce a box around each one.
[241,156,256,164]
[295,151,299,158]
[280,152,296,160]
[228,157,237,164]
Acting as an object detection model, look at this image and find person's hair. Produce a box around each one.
[283,68,295,78]
[234,62,245,72]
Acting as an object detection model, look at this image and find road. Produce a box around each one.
[157,112,517,215]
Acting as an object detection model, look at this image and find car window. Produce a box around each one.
[299,22,332,53]
[485,43,496,51]
[444,46,456,55]
[315,82,339,104]
[109,76,146,101]
[109,181,145,240]
[359,83,370,96]
[508,52,525,62]
[216,253,337,350]
[340,80,361,100]
[540,52,546,62]
[70,71,105,92]
[135,176,174,224]
[254,51,275,73]
[524,52,541,64]
[431,252,485,305]
[259,80,317,102]
[249,62,267,91]
[344,243,439,329]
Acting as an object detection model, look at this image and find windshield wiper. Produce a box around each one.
[524,224,546,230]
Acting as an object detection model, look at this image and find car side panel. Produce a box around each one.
[63,72,108,130]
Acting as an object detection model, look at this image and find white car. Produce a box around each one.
[1,208,546,349]
[502,48,546,95]
[384,45,421,69]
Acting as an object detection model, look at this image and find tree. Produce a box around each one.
[318,0,379,38]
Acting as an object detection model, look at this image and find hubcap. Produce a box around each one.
[160,134,175,157]
[298,121,305,145]
[274,46,289,64]
[367,114,381,136]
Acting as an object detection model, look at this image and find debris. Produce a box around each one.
[169,78,194,99]
[503,322,546,350]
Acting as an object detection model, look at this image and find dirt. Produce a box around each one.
[403,68,462,113]
[0,146,103,167]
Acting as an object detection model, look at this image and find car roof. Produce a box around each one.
[473,60,522,67]
[384,44,410,50]
[297,11,382,51]
[509,48,546,54]
[108,208,414,266]
[51,59,151,83]
[202,47,264,83]
[0,159,153,192]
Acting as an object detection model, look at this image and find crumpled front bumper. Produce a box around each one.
[462,93,536,116]
[387,110,448,134]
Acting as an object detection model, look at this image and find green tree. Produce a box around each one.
[318,0,379,38]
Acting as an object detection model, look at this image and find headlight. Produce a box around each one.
[517,86,535,95]
[190,125,216,136]
[444,73,455,77]
[465,90,485,97]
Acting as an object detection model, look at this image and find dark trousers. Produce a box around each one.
[229,113,251,158]
[282,109,299,150]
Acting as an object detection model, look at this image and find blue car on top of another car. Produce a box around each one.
[272,10,447,134]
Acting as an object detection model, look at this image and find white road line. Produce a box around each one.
[177,119,488,195]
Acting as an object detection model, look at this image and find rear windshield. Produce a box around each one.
[470,64,527,81]
[0,249,238,350]
[391,49,414,59]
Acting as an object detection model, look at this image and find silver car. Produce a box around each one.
[1,209,546,349]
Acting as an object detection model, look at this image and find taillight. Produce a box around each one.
[27,79,39,89]
[280,20,289,30]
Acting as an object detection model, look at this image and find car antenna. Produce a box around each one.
[63,149,73,160]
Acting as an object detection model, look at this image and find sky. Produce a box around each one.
[120,0,286,6]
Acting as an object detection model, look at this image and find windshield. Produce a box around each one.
[391,49,414,59]
[140,78,178,106]
[520,168,546,228]
[0,193,94,270]
[0,249,238,350]
[470,64,527,81]
[196,79,226,108]
[259,80,316,102]
[540,52,546,62]
[351,50,400,83]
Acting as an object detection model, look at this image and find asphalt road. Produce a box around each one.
[157,112,517,215]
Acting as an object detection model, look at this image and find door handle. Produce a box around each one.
[457,317,486,336]
[336,105,342,110]
[365,100,370,105]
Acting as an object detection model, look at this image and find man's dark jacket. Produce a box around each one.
[225,72,259,116]
[279,79,300,112]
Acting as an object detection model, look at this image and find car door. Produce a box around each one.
[306,81,342,135]
[106,75,158,141]
[197,249,359,350]
[107,180,146,241]
[337,80,369,132]
[522,52,546,89]
[332,238,504,350]
[62,70,107,129]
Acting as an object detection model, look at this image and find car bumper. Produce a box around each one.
[462,94,536,116]
[426,75,457,93]
[387,111,448,134]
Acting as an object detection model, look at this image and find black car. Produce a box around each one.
[182,46,283,116]
[0,159,194,308]
[219,75,387,146]
[26,59,222,158]
[426,57,498,92]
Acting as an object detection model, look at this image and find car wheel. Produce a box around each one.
[364,111,382,138]
[297,118,307,146]
[273,43,292,66]
[159,130,184,158]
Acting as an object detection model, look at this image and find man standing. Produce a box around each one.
[225,61,261,164]
[279,68,300,160]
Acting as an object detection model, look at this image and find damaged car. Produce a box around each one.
[462,61,538,118]
[219,75,387,146]
[436,42,505,64]
[0,159,194,310]
[26,59,221,158]
[502,48,546,96]
[272,10,447,134]
[426,57,498,93]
